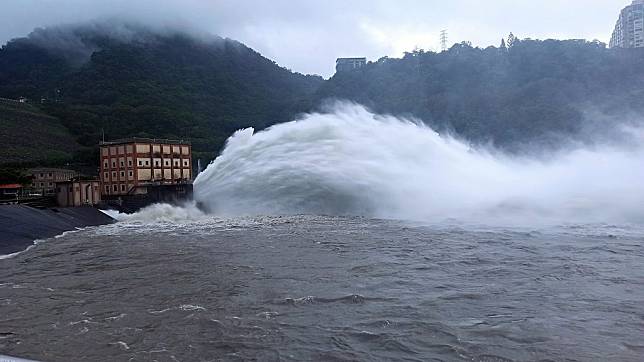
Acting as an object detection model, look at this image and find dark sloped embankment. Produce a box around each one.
[0,205,114,256]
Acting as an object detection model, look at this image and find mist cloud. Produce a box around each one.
[0,0,623,76]
[194,103,644,225]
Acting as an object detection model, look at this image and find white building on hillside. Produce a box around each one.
[610,0,644,48]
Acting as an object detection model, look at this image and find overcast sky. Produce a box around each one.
[0,0,626,77]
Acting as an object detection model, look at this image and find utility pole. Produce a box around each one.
[440,30,448,52]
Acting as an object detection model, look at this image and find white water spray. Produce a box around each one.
[104,202,205,223]
[194,103,644,225]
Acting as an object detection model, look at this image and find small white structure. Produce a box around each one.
[336,58,367,72]
[56,180,101,207]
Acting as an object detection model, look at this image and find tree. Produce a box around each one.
[507,32,518,48]
[315,38,644,152]
[0,23,325,167]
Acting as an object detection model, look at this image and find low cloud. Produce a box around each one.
[0,0,622,76]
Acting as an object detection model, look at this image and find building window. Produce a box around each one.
[138,160,143,166]
[104,161,109,168]
[120,161,124,167]
[128,160,132,167]
[112,172,117,179]
[40,173,44,178]
[145,160,149,166]
[121,184,126,192]
[120,171,125,178]
[48,173,52,177]
[104,185,110,193]
[112,161,116,168]
[129,171,133,177]
[113,185,118,191]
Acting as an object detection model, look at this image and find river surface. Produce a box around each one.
[1,215,643,361]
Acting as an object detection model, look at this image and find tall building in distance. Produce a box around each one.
[610,0,644,48]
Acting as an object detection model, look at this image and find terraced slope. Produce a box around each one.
[0,99,79,165]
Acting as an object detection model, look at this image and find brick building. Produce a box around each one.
[29,168,77,195]
[99,138,192,198]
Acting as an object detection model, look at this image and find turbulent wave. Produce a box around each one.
[193,103,644,225]
[103,202,205,223]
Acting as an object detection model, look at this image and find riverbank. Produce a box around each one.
[0,205,114,256]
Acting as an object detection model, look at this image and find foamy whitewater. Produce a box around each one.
[102,202,205,223]
[193,103,644,225]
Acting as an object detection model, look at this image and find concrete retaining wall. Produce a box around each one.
[0,205,114,256]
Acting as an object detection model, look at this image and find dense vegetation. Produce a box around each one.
[0,100,79,165]
[317,38,644,151]
[2,23,644,181]
[0,23,323,168]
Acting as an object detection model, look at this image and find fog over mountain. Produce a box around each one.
[0,0,624,76]
[2,18,644,169]
[6,20,223,66]
[0,21,323,166]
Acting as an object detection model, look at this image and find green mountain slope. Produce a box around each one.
[316,39,644,151]
[0,99,80,165]
[0,22,323,166]
[3,23,644,172]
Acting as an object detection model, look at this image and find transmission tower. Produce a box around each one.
[440,30,448,52]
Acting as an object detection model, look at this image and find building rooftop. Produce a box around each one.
[27,167,76,173]
[100,137,191,146]
[336,57,367,63]
[56,176,100,184]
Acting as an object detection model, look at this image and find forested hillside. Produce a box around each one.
[2,23,644,173]
[316,38,644,151]
[0,23,323,166]
[0,99,79,165]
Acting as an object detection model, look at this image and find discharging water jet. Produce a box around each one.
[192,103,644,225]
